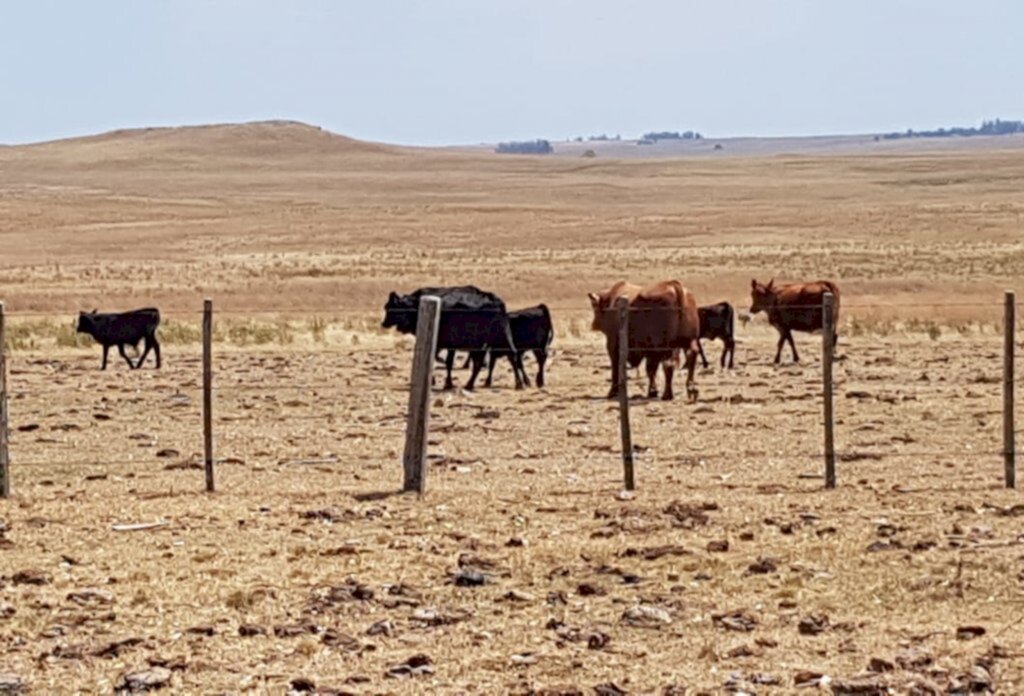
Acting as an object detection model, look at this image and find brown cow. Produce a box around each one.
[588,280,701,401]
[749,278,841,364]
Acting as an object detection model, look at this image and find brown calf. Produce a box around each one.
[750,278,841,364]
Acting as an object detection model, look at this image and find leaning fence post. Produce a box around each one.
[615,296,635,491]
[822,293,836,489]
[203,298,215,493]
[1005,291,1016,489]
[0,301,9,498]
[403,295,441,494]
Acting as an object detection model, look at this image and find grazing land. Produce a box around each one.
[1,122,1023,693]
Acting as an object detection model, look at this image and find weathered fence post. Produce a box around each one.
[1005,291,1016,489]
[0,301,9,498]
[403,296,441,494]
[203,299,214,493]
[822,292,836,489]
[616,296,635,491]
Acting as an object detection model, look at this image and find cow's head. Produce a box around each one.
[588,291,609,331]
[749,278,777,314]
[381,292,417,334]
[76,309,97,334]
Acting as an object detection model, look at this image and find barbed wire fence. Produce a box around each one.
[0,293,1020,499]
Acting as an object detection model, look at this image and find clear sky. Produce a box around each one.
[2,0,1022,146]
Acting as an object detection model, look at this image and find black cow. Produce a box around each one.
[482,304,554,388]
[76,307,161,370]
[382,286,527,391]
[697,301,736,369]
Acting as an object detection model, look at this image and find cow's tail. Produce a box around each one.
[725,301,735,339]
[823,281,841,325]
[539,303,554,349]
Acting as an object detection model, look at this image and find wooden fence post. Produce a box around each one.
[616,296,635,491]
[822,292,836,489]
[403,296,441,494]
[0,301,9,498]
[203,299,214,493]
[1005,291,1016,489]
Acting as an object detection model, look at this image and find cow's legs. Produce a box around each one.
[117,344,137,369]
[645,356,660,398]
[787,331,800,363]
[461,351,472,370]
[684,344,699,401]
[606,340,619,399]
[465,350,487,390]
[723,338,736,369]
[661,355,676,401]
[136,334,161,369]
[534,349,547,388]
[773,331,787,364]
[484,351,499,387]
[697,339,709,369]
[101,345,110,370]
[509,352,530,388]
[443,350,457,390]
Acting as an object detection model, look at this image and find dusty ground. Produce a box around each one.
[1,122,1023,694]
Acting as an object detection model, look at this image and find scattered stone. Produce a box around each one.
[154,449,179,459]
[238,624,266,637]
[12,569,51,586]
[867,657,894,673]
[956,625,986,640]
[707,540,729,553]
[185,625,216,637]
[793,670,826,688]
[506,536,526,547]
[289,677,316,692]
[95,637,145,658]
[510,652,538,665]
[830,676,887,694]
[798,615,830,636]
[593,683,627,696]
[746,557,779,575]
[712,610,758,632]
[0,674,26,694]
[622,604,671,627]
[386,654,434,679]
[67,589,114,606]
[367,619,394,636]
[453,569,488,587]
[116,666,171,692]
[502,590,535,603]
[587,631,611,650]
[577,583,606,597]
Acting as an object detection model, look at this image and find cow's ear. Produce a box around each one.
[587,292,600,307]
[766,278,775,291]
[750,279,758,290]
[388,291,398,303]
[91,308,97,314]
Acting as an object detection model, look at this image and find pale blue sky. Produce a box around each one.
[2,0,1021,145]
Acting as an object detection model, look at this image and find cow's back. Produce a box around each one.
[773,281,839,332]
[630,280,699,350]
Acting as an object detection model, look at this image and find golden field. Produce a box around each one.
[0,122,1023,694]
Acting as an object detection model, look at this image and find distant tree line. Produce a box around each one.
[495,139,553,154]
[880,118,1024,140]
[641,130,703,142]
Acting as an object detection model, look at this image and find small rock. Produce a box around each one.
[713,610,758,632]
[587,631,611,650]
[510,652,538,665]
[577,582,606,597]
[0,674,26,694]
[386,654,434,679]
[594,683,628,696]
[155,449,179,459]
[956,625,986,640]
[453,570,488,587]
[622,604,671,627]
[502,590,535,603]
[707,540,729,553]
[367,619,394,636]
[793,670,825,688]
[616,490,635,501]
[117,666,171,692]
[289,677,316,692]
[12,569,51,586]
[238,624,266,637]
[798,615,830,636]
[867,657,894,673]
[506,536,526,547]
[746,557,779,574]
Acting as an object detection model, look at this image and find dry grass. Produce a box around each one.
[1,122,1023,693]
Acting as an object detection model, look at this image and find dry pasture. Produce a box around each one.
[0,122,1023,694]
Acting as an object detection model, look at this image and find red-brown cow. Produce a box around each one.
[749,278,841,364]
[588,280,701,401]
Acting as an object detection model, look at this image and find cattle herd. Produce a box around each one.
[73,278,840,401]
[380,278,841,401]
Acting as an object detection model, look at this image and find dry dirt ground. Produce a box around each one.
[1,122,1024,694]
